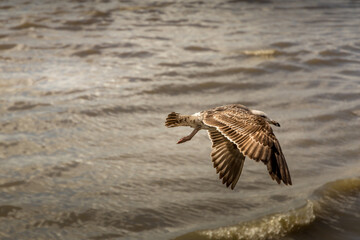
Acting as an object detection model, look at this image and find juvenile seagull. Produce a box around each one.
[165,104,292,189]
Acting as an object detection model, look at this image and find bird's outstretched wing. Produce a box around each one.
[208,129,245,189]
[203,107,292,185]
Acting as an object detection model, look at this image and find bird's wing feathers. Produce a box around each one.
[208,129,245,189]
[203,108,292,185]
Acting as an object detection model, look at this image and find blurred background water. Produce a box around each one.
[0,0,359,239]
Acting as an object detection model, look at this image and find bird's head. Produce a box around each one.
[251,109,280,127]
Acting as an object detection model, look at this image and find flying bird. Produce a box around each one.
[165,104,292,189]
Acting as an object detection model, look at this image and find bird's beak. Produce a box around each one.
[271,120,280,127]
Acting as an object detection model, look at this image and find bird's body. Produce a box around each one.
[165,104,292,189]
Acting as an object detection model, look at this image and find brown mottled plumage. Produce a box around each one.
[165,104,292,189]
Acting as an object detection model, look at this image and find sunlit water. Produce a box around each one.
[0,0,359,239]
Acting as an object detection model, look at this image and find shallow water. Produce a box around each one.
[0,0,360,239]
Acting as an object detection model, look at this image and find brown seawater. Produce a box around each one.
[0,0,360,239]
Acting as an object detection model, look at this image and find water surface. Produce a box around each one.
[0,0,360,239]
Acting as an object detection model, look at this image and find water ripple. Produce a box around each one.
[305,58,359,67]
[7,101,51,111]
[142,81,271,95]
[187,67,266,78]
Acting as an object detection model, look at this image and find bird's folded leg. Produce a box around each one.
[177,126,201,144]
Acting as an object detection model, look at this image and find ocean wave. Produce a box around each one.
[176,178,360,240]
[184,46,217,52]
[0,44,17,51]
[304,58,359,67]
[176,202,315,240]
[142,81,271,95]
[260,62,302,72]
[243,49,310,58]
[158,61,213,68]
[270,42,298,48]
[187,67,266,78]
[0,205,22,217]
[243,49,280,57]
[72,49,102,57]
[10,21,49,30]
[80,105,154,117]
[312,178,360,211]
[0,180,26,189]
[319,49,350,57]
[111,51,154,58]
[7,101,51,111]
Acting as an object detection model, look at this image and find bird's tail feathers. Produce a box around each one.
[165,112,193,127]
[165,112,181,127]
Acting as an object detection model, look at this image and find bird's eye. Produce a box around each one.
[261,115,266,118]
